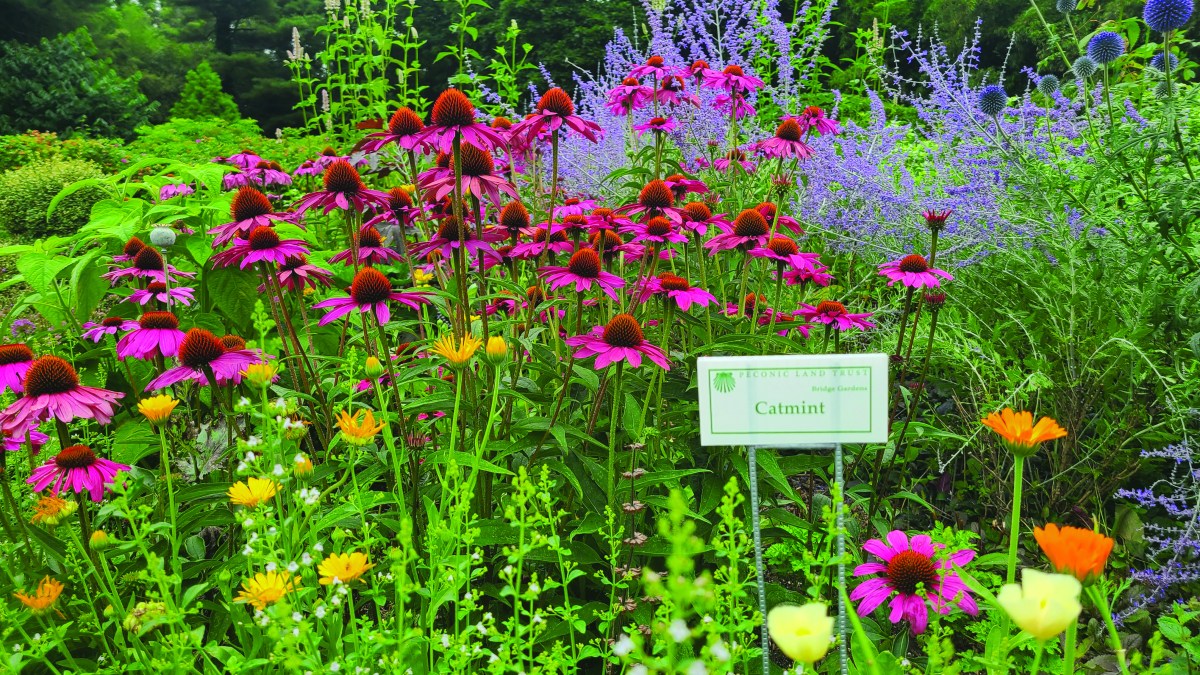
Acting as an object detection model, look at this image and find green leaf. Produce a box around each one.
[184,233,214,266]
[15,252,72,297]
[204,265,259,332]
[69,250,105,322]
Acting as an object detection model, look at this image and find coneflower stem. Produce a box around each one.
[606,363,625,509]
[893,287,915,361]
[883,306,942,499]
[1006,454,1025,584]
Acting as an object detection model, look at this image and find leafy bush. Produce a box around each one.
[0,28,156,140]
[0,130,127,173]
[126,117,337,170]
[170,61,241,122]
[0,158,108,238]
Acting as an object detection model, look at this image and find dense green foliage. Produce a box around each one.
[0,158,108,238]
[171,62,242,122]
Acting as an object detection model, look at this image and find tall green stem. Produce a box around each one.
[606,363,625,508]
[1006,454,1025,584]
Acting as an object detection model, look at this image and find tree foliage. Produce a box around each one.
[171,62,242,121]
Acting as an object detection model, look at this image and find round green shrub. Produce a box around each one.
[0,159,109,239]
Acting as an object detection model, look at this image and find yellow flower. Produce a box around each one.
[484,336,509,365]
[336,408,385,446]
[14,576,64,616]
[412,268,434,286]
[318,551,375,585]
[996,569,1082,640]
[235,571,297,610]
[364,355,385,379]
[90,530,112,551]
[30,494,76,526]
[242,362,278,389]
[227,477,280,508]
[138,395,179,426]
[429,334,481,368]
[767,602,834,665]
[981,408,1067,457]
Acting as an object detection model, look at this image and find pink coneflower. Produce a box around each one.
[159,183,194,201]
[748,236,821,271]
[124,282,195,308]
[615,179,682,223]
[211,226,310,270]
[115,312,186,361]
[28,444,130,502]
[655,75,700,107]
[3,424,48,454]
[633,116,677,137]
[624,215,689,246]
[314,267,431,327]
[252,160,293,187]
[606,77,653,115]
[417,89,508,153]
[510,88,602,144]
[687,59,717,84]
[102,246,196,285]
[703,64,765,95]
[755,201,803,234]
[293,160,391,216]
[145,328,260,391]
[0,344,34,394]
[783,264,834,287]
[798,105,840,136]
[0,356,124,433]
[509,226,574,260]
[757,310,813,337]
[704,209,772,253]
[408,216,506,263]
[553,197,599,218]
[566,314,669,370]
[559,214,591,238]
[113,236,146,263]
[662,174,708,201]
[679,202,727,236]
[641,273,718,311]
[713,94,756,120]
[209,187,291,247]
[216,150,263,171]
[330,226,403,267]
[586,207,634,233]
[418,142,518,207]
[81,317,137,343]
[359,106,428,153]
[850,530,978,635]
[922,209,953,232]
[272,255,333,292]
[754,118,815,159]
[798,300,875,331]
[713,148,756,173]
[499,201,531,234]
[293,159,322,177]
[628,55,675,80]
[878,254,953,289]
[539,248,625,301]
[588,229,640,261]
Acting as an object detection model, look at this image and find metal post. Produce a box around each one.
[749,445,770,675]
[835,442,848,675]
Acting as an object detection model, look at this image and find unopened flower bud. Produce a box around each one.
[90,529,112,551]
[364,356,385,379]
[484,336,509,365]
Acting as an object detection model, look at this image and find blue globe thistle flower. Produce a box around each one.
[1144,0,1193,32]
[1155,81,1177,98]
[978,84,1008,116]
[1149,52,1180,71]
[1073,56,1099,78]
[1037,74,1060,97]
[1056,0,1076,11]
[1087,31,1125,64]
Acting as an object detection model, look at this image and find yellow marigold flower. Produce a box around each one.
[138,394,179,426]
[227,477,280,508]
[242,362,278,389]
[429,334,481,368]
[318,551,375,585]
[484,336,508,365]
[412,268,434,286]
[996,569,1081,640]
[31,494,76,526]
[336,408,385,446]
[1034,523,1114,584]
[235,571,296,610]
[767,602,834,665]
[981,407,1067,457]
[14,576,64,616]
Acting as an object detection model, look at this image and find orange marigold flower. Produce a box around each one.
[981,407,1067,457]
[14,576,64,615]
[1033,523,1114,584]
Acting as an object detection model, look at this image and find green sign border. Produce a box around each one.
[706,367,874,436]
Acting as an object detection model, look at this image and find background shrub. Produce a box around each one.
[170,61,240,122]
[0,158,108,239]
[0,131,126,173]
[126,117,333,169]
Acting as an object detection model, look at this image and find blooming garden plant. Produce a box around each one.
[1,0,1200,671]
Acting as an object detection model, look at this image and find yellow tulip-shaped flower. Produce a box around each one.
[227,477,280,508]
[767,602,834,665]
[996,569,1082,640]
[318,551,375,585]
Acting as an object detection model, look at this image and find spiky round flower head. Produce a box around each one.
[776,118,803,141]
[28,444,130,502]
[491,116,512,130]
[733,209,769,237]
[323,160,366,194]
[388,187,413,211]
[924,292,947,313]
[388,106,424,136]
[431,88,477,127]
[1056,0,1076,11]
[1155,80,1178,98]
[500,201,530,231]
[978,84,1008,117]
[232,186,273,222]
[122,236,146,259]
[2,355,124,432]
[1150,51,1180,71]
[1145,0,1193,31]
[566,314,669,369]
[0,343,34,394]
[536,87,575,116]
[450,142,495,177]
[1087,31,1125,64]
[1073,56,1098,78]
[683,201,712,222]
[134,246,164,273]
[1037,74,1060,97]
[638,179,674,210]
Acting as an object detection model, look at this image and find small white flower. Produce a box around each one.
[314,605,327,619]
[32,634,40,642]
[528,582,540,595]
[288,562,300,573]
[295,453,307,464]
[292,612,303,622]
[247,436,262,448]
[266,562,277,572]
[463,592,472,601]
[329,662,340,672]
[711,640,730,662]
[701,614,714,624]
[669,619,690,643]
[532,613,544,624]
[314,542,324,552]
[471,551,481,561]
[273,397,288,411]
[244,451,257,462]
[686,661,708,675]
[242,544,254,555]
[331,595,342,607]
[292,628,301,637]
[629,666,649,675]
[613,635,635,657]
[243,518,255,529]
[302,552,314,566]
[238,396,251,407]
[441,634,451,648]
[273,464,284,476]
[475,622,486,634]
